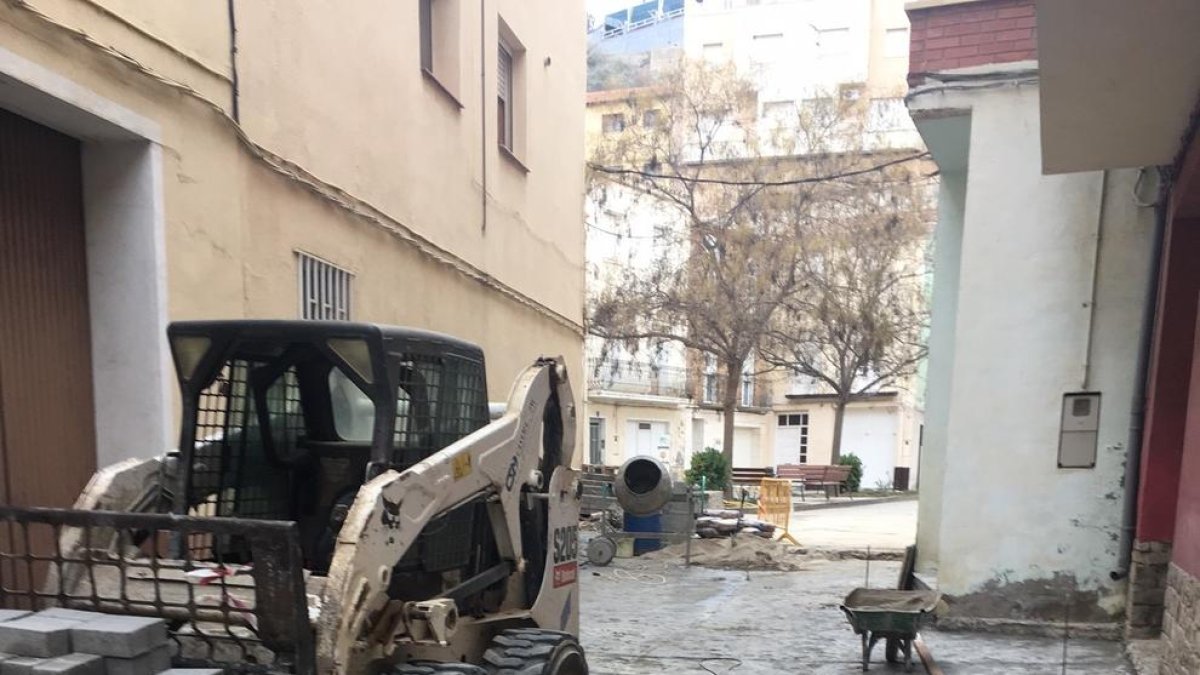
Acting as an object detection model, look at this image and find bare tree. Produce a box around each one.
[588,60,808,467]
[587,58,931,468]
[761,159,932,464]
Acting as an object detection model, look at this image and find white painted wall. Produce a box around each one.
[916,169,967,571]
[912,80,1155,611]
[82,143,173,467]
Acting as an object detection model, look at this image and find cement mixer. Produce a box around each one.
[585,456,696,566]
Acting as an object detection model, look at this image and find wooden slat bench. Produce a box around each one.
[775,464,852,501]
[729,466,774,500]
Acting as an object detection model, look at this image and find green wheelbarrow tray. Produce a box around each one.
[840,588,943,672]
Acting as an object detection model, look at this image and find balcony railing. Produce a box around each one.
[698,376,772,409]
[587,358,689,398]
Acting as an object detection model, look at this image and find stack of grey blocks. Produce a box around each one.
[0,609,220,675]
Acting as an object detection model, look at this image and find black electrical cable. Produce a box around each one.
[589,152,930,188]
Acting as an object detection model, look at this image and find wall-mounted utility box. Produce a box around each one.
[1058,392,1101,469]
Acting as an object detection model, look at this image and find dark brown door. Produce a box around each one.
[0,108,97,509]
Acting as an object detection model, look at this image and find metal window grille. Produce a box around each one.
[497,41,514,149]
[297,253,351,321]
[393,354,488,470]
[189,363,304,530]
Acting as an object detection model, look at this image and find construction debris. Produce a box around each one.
[695,509,776,539]
[642,534,808,571]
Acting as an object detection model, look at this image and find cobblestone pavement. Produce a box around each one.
[580,556,1133,674]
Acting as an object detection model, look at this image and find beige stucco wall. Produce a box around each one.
[0,0,585,448]
[584,400,691,472]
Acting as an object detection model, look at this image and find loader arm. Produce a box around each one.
[315,357,576,675]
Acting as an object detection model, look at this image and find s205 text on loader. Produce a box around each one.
[0,321,588,675]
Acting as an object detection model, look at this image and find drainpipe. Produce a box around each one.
[1080,171,1107,390]
[1113,168,1170,580]
[479,0,488,233]
[227,0,239,123]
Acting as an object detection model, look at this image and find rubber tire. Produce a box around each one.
[586,536,616,566]
[392,663,489,675]
[885,638,900,663]
[483,628,588,675]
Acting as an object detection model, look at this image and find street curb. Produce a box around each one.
[932,616,1123,641]
[791,493,918,512]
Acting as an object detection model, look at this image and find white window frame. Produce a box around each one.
[816,27,850,59]
[602,113,626,133]
[702,354,718,404]
[884,27,909,59]
[297,252,352,321]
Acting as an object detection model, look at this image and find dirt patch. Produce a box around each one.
[806,548,907,561]
[641,534,809,571]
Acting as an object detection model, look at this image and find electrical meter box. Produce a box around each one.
[1058,392,1101,469]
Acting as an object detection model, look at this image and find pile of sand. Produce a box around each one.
[642,534,808,572]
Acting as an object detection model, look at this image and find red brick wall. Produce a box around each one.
[908,0,1037,84]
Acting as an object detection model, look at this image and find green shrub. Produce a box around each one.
[686,447,730,491]
[839,453,863,493]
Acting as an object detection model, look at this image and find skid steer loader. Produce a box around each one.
[0,321,587,675]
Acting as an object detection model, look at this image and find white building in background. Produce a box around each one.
[584,0,925,489]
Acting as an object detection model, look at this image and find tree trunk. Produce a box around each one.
[830,399,847,464]
[721,361,742,476]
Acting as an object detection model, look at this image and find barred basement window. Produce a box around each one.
[298,252,352,320]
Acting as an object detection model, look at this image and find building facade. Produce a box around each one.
[583,0,925,485]
[0,0,586,510]
[907,0,1200,653]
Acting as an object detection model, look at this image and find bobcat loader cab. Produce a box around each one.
[0,321,586,675]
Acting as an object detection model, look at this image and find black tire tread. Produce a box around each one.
[392,662,489,675]
[483,628,586,675]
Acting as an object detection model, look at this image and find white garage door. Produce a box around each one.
[842,409,897,489]
[733,427,759,467]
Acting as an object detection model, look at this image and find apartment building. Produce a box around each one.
[584,0,924,487]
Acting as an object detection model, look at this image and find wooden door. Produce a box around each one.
[0,108,96,509]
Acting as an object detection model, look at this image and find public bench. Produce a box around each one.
[775,464,852,501]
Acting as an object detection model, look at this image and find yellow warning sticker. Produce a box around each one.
[452,453,472,480]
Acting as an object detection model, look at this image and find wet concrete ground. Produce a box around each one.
[579,556,1133,674]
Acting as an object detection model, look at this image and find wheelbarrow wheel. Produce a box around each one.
[885,639,900,663]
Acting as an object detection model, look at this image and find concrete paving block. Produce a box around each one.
[0,613,30,624]
[0,618,77,658]
[102,646,170,675]
[1,658,45,675]
[32,654,103,675]
[29,612,100,625]
[70,617,166,658]
[159,670,222,675]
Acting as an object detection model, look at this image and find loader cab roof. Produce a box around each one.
[168,319,484,361]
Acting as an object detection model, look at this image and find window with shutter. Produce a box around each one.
[498,42,514,150]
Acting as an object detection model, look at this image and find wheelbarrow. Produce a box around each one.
[840,588,941,671]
